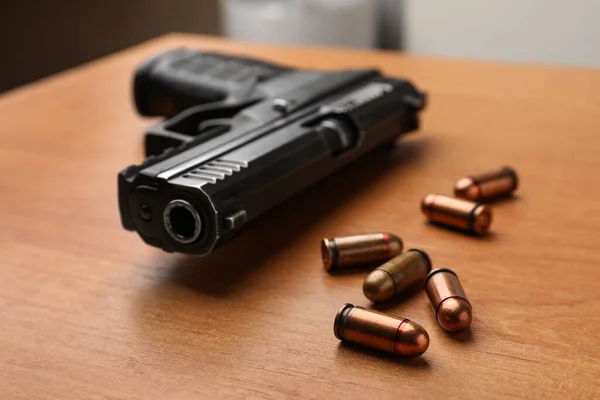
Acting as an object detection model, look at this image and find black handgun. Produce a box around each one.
[118,48,426,255]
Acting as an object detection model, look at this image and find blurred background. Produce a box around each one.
[2,0,599,93]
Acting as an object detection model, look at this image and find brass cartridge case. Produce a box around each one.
[425,269,472,332]
[334,304,429,357]
[421,194,492,236]
[455,166,518,201]
[321,233,403,271]
[363,249,431,303]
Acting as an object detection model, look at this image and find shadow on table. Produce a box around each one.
[153,137,431,297]
[449,328,474,343]
[424,221,499,242]
[335,342,432,370]
[480,193,521,206]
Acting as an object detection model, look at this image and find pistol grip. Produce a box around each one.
[134,48,291,117]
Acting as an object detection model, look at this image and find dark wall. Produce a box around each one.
[0,0,220,93]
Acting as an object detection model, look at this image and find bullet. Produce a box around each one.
[454,166,518,201]
[334,304,429,357]
[425,269,472,332]
[321,233,403,272]
[421,194,492,236]
[363,249,431,303]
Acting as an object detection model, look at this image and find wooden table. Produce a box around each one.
[1,34,599,400]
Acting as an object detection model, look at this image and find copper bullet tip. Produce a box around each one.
[384,232,403,254]
[436,297,472,332]
[362,270,396,303]
[420,194,436,215]
[454,177,479,199]
[395,320,430,357]
[472,204,493,236]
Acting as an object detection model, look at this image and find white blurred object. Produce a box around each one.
[401,0,600,67]
[220,0,377,48]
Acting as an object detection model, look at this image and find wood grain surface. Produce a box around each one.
[1,34,599,400]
